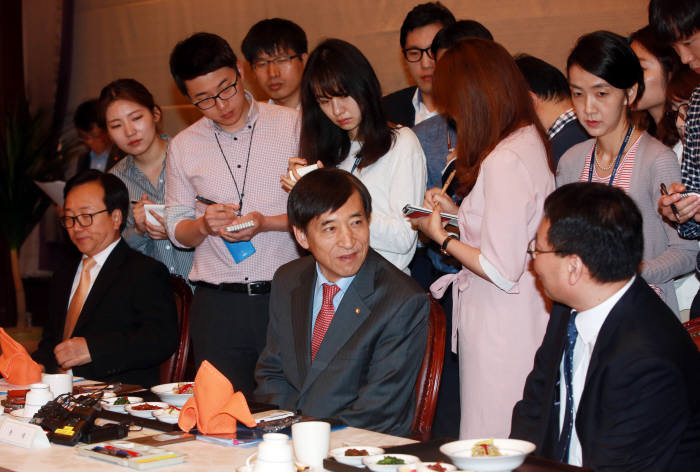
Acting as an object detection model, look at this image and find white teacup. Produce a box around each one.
[258,433,294,462]
[291,421,330,469]
[41,373,73,399]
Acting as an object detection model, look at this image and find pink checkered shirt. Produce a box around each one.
[165,94,302,284]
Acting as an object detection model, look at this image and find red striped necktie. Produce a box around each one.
[311,283,340,360]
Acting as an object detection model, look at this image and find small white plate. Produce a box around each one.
[100,396,143,413]
[150,382,194,407]
[9,408,32,422]
[152,407,180,424]
[398,462,458,472]
[363,454,421,472]
[125,401,170,418]
[330,446,385,466]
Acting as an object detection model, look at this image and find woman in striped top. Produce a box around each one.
[99,78,193,285]
[557,31,697,315]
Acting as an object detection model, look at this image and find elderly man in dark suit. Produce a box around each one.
[255,168,429,436]
[511,182,700,470]
[32,170,177,387]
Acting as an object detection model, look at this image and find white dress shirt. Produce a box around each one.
[560,276,635,466]
[67,238,121,309]
[411,88,438,125]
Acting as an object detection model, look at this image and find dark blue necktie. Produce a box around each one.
[555,310,578,463]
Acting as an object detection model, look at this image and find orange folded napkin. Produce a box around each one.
[0,327,42,385]
[178,360,256,434]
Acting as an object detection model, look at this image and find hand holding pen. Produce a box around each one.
[196,195,240,236]
[659,183,700,224]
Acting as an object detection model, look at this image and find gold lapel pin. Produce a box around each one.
[354,307,361,315]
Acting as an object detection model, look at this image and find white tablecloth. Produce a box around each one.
[0,418,415,472]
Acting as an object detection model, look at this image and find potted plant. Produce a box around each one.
[0,101,64,328]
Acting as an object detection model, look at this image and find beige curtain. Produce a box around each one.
[20,0,648,139]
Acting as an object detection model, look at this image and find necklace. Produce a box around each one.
[588,124,634,186]
[594,155,615,171]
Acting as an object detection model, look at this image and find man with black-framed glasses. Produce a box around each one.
[241,18,308,110]
[166,32,302,397]
[382,2,455,128]
[32,170,177,387]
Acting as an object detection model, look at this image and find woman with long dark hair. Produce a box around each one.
[286,39,426,273]
[630,25,681,147]
[558,31,696,315]
[99,78,193,282]
[415,38,554,438]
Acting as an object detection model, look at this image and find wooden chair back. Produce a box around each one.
[159,275,192,384]
[683,318,700,351]
[410,296,446,441]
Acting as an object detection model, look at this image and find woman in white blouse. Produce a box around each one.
[283,38,426,273]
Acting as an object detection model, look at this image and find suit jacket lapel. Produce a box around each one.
[291,261,315,386]
[56,258,81,332]
[299,250,378,394]
[578,278,640,420]
[73,240,128,334]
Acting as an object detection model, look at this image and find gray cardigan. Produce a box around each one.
[557,132,697,315]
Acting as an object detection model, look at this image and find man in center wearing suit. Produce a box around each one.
[254,168,429,436]
[510,182,700,470]
[32,170,177,388]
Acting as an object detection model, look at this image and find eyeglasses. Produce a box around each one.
[403,46,434,63]
[60,209,109,229]
[526,238,560,260]
[192,76,239,110]
[251,54,301,70]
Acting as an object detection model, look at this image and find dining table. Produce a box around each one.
[0,382,589,472]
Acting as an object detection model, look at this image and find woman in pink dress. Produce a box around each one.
[415,39,554,438]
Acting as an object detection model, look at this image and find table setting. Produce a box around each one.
[0,336,588,472]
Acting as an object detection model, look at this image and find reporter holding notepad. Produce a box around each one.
[414,39,554,439]
[99,78,193,283]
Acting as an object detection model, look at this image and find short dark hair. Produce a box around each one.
[64,170,129,233]
[73,99,101,132]
[544,182,643,283]
[169,32,238,97]
[241,18,307,63]
[431,19,493,56]
[98,78,160,128]
[287,168,372,231]
[400,2,455,49]
[567,31,645,106]
[515,54,571,102]
[649,0,700,43]
[300,38,395,170]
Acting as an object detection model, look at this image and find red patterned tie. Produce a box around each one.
[311,283,340,360]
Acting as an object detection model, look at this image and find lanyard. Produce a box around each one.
[214,123,256,214]
[587,125,634,186]
[350,155,361,174]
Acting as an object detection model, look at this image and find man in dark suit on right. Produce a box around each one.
[511,182,700,470]
[255,168,429,436]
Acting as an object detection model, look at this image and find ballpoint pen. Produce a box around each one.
[660,183,682,221]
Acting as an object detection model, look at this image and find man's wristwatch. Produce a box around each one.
[440,234,457,255]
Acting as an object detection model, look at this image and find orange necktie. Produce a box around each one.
[63,257,96,340]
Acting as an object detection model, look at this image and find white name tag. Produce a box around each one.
[0,417,51,449]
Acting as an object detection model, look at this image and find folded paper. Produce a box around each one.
[178,360,256,434]
[0,328,42,385]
